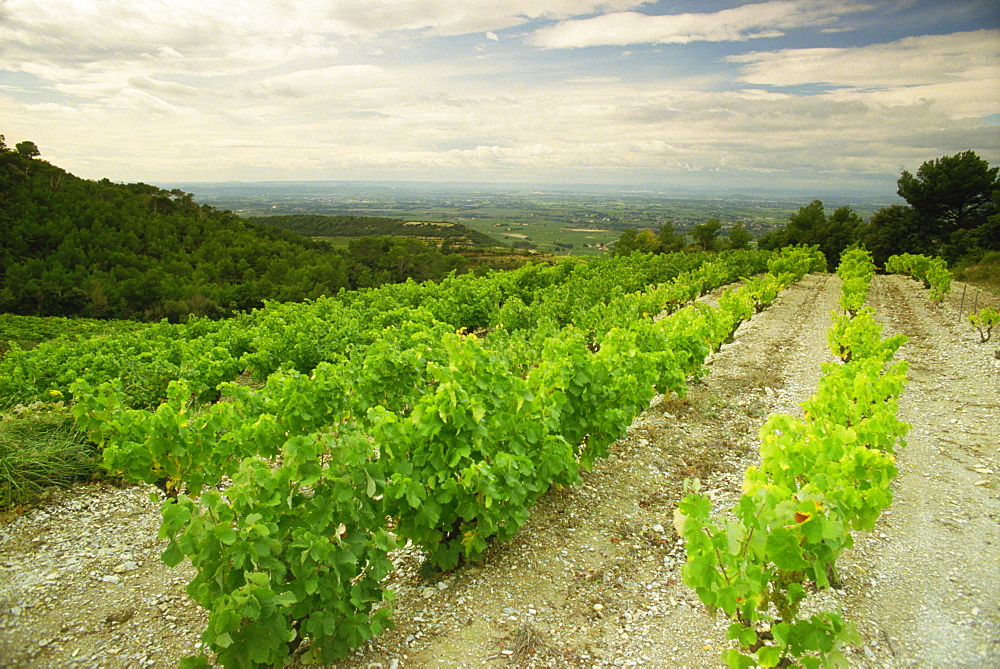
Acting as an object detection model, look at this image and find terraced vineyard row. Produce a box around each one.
[9,247,819,666]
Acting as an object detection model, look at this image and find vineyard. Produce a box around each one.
[0,247,998,667]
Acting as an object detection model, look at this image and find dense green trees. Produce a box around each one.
[856,205,928,267]
[857,151,998,264]
[344,236,467,287]
[726,223,752,250]
[757,201,862,270]
[691,219,722,251]
[612,222,686,256]
[893,151,999,260]
[759,151,997,268]
[256,214,500,248]
[613,220,752,256]
[14,141,40,159]
[0,138,483,321]
[897,151,997,235]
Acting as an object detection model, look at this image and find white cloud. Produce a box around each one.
[312,1,646,36]
[125,76,205,100]
[566,76,621,84]
[729,30,1000,118]
[250,65,394,100]
[0,0,646,71]
[530,1,874,48]
[730,29,1000,86]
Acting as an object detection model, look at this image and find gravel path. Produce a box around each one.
[0,273,997,668]
[833,275,1000,667]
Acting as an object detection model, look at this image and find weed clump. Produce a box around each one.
[0,400,99,509]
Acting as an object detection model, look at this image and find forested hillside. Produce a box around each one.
[253,214,502,248]
[0,137,496,322]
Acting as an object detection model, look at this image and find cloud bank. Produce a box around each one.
[0,0,997,192]
[529,1,875,47]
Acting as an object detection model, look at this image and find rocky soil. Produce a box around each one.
[1,273,997,668]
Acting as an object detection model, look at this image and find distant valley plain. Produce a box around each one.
[165,181,894,256]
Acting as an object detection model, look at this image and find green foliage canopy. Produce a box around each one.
[880,150,999,262]
[726,222,752,250]
[897,150,998,236]
[612,222,686,256]
[691,219,722,251]
[758,201,862,271]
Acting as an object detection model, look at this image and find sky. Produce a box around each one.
[2,0,999,196]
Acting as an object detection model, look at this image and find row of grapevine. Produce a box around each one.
[883,252,1000,349]
[0,313,145,350]
[675,247,910,668]
[885,252,952,302]
[73,247,825,667]
[1,250,769,409]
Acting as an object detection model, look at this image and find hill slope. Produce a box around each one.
[0,143,484,321]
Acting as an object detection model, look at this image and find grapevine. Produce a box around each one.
[885,253,952,302]
[967,306,999,343]
[64,246,822,667]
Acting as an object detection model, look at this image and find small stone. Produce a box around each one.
[593,603,604,612]
[652,524,664,533]
[436,581,447,590]
[102,575,121,585]
[106,608,135,624]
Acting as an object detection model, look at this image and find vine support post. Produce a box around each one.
[957,284,966,323]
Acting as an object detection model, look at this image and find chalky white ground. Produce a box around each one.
[1,274,997,668]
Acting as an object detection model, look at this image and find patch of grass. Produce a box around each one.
[953,251,1000,295]
[0,401,100,509]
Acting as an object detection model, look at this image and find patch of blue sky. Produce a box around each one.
[0,71,66,104]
